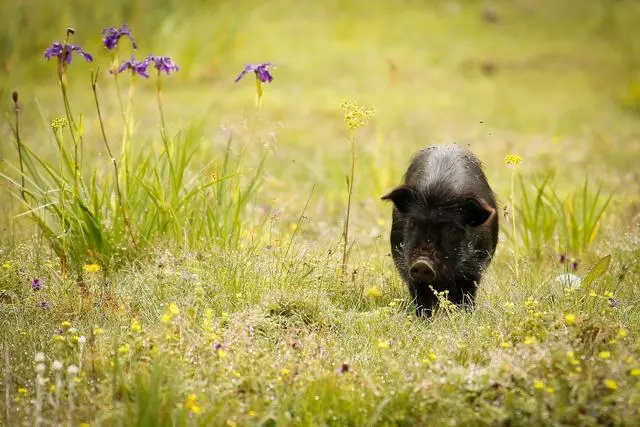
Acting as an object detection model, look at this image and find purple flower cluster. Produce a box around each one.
[148,56,180,75]
[102,25,137,50]
[235,63,274,84]
[44,41,93,65]
[116,56,151,78]
[31,278,43,291]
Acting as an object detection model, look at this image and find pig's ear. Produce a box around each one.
[381,186,414,213]
[461,196,495,227]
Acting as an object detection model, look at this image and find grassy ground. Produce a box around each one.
[1,0,640,425]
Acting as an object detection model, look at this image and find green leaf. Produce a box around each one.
[581,255,612,289]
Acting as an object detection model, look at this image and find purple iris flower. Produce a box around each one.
[31,279,43,291]
[235,63,274,83]
[116,56,151,78]
[102,25,137,50]
[44,41,93,64]
[147,55,179,75]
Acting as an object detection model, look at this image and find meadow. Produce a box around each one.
[1,0,640,425]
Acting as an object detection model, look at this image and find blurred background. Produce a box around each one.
[1,0,640,239]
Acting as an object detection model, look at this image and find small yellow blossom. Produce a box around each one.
[630,368,640,376]
[61,321,72,328]
[131,318,142,333]
[71,335,80,343]
[280,368,290,376]
[604,291,614,298]
[504,153,522,166]
[564,314,576,325]
[248,410,257,417]
[50,117,69,130]
[118,344,130,356]
[168,303,180,315]
[93,327,104,336]
[545,387,555,394]
[618,328,629,338]
[534,380,545,390]
[339,100,376,130]
[49,384,56,392]
[604,379,618,390]
[226,421,237,427]
[599,351,611,360]
[161,313,172,324]
[217,349,227,359]
[17,387,27,394]
[79,423,90,427]
[52,335,65,342]
[377,340,390,349]
[365,287,382,298]
[83,264,101,273]
[184,394,202,414]
[523,336,537,346]
[500,341,512,348]
[2,262,11,269]
[589,291,598,297]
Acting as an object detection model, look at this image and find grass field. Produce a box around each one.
[2,0,640,425]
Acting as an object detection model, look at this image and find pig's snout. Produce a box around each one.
[409,258,436,283]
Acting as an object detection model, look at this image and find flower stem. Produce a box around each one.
[342,133,357,275]
[91,71,138,251]
[156,73,176,185]
[10,91,26,202]
[58,69,81,194]
[510,168,519,276]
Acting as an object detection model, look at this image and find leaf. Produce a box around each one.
[581,255,612,289]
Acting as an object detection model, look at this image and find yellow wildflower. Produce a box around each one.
[93,327,104,336]
[83,264,101,273]
[2,262,11,269]
[118,344,130,356]
[161,313,172,324]
[52,335,65,342]
[50,117,69,130]
[534,380,545,390]
[504,153,522,166]
[618,328,629,338]
[500,341,512,348]
[630,368,640,376]
[339,100,376,130]
[365,287,382,298]
[523,336,537,346]
[377,340,390,349]
[184,394,202,414]
[79,424,90,427]
[168,303,180,315]
[248,410,257,417]
[131,318,142,333]
[279,368,290,376]
[61,321,72,328]
[17,387,27,394]
[599,351,611,360]
[49,384,56,392]
[604,379,618,390]
[564,313,576,325]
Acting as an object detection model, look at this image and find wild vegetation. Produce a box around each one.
[1,0,640,425]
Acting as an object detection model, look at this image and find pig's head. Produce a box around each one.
[382,185,496,289]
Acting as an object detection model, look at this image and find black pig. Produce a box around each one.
[382,144,498,316]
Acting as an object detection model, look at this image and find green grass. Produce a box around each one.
[2,0,640,425]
